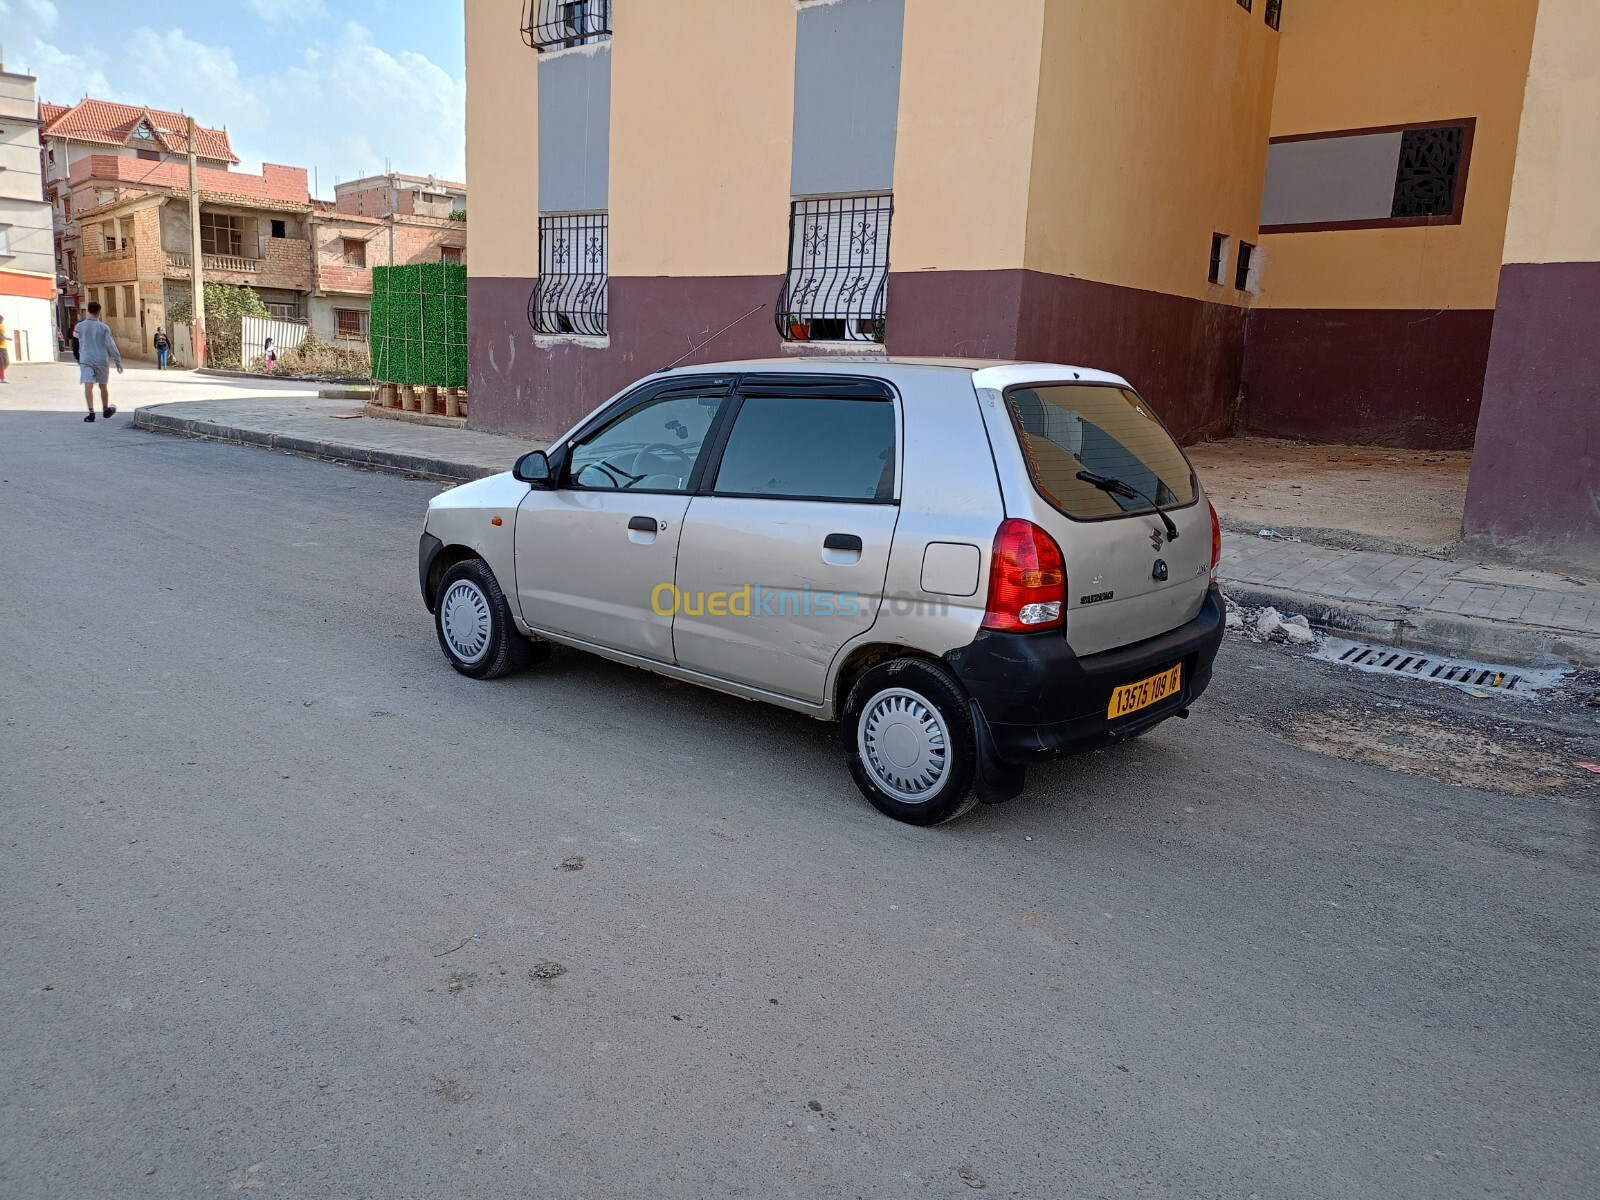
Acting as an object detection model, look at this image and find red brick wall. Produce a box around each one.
[313,218,467,294]
[69,155,309,204]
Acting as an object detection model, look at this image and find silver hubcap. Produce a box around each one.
[440,579,492,664]
[857,687,949,804]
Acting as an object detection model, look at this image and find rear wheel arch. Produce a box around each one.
[831,642,950,721]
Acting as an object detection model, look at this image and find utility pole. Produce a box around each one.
[186,116,207,367]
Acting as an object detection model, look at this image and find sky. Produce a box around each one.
[0,0,467,195]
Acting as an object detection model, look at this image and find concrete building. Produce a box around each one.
[465,0,1598,567]
[334,173,467,220]
[39,97,465,362]
[308,184,467,349]
[0,68,56,362]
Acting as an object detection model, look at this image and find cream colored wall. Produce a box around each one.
[890,0,1045,273]
[1500,0,1600,266]
[609,0,796,277]
[1022,0,1278,304]
[1257,0,1539,311]
[465,0,537,278]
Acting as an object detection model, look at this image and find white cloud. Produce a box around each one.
[9,14,464,190]
[0,0,113,98]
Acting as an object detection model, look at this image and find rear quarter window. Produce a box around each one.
[1004,384,1195,519]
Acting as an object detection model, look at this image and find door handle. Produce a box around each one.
[823,533,863,552]
[628,515,658,533]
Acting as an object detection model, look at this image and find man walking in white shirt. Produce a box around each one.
[74,301,123,423]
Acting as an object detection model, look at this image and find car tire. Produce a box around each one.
[843,658,979,826]
[434,559,536,680]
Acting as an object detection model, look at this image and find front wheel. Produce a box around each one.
[433,559,542,679]
[842,658,979,825]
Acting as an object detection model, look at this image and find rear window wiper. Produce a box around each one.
[1076,470,1179,542]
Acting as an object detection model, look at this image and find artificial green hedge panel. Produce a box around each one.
[369,262,467,387]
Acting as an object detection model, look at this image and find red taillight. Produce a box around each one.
[1209,501,1222,584]
[983,519,1066,633]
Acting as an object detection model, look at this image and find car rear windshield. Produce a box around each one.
[1002,384,1196,519]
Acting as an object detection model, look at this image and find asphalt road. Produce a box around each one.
[2,374,1597,1198]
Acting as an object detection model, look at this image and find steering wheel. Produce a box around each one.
[634,442,693,473]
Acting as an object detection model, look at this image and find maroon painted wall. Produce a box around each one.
[471,268,1247,445]
[887,270,1245,444]
[468,275,783,439]
[1240,307,1495,448]
[1463,261,1600,570]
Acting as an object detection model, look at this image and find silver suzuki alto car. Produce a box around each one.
[419,359,1224,825]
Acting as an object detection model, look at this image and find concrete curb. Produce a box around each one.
[132,404,498,483]
[1221,578,1600,667]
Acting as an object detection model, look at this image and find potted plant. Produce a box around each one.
[781,313,810,341]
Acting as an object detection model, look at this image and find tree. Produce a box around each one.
[167,282,269,324]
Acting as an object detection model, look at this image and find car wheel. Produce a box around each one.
[434,559,536,680]
[843,658,979,826]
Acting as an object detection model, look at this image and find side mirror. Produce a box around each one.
[513,450,553,487]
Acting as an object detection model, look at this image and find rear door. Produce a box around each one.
[977,375,1211,657]
[670,375,900,703]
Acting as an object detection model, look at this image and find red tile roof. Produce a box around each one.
[39,98,238,164]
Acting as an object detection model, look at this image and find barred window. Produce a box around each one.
[1265,0,1282,30]
[776,194,892,344]
[530,212,608,337]
[1392,126,1464,218]
[522,0,612,51]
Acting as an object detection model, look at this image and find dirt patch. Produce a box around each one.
[1188,437,1470,551]
[1284,707,1590,796]
[529,961,567,982]
[433,1079,472,1104]
[448,971,478,995]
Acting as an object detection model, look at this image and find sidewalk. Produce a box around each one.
[131,393,1599,666]
[134,394,534,482]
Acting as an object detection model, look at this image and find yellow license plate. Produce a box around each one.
[1107,664,1182,720]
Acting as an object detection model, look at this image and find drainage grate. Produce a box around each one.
[1313,637,1570,699]
[1336,645,1522,689]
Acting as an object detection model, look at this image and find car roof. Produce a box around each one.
[657,356,1132,389]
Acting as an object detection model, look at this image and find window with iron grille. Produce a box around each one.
[522,0,612,51]
[1392,126,1464,217]
[334,308,367,338]
[1235,241,1255,291]
[530,212,608,337]
[1265,0,1282,30]
[1208,233,1227,285]
[1237,0,1252,12]
[776,194,893,344]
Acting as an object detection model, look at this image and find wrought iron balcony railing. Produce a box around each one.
[522,0,612,51]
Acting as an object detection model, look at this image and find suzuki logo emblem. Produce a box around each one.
[1149,527,1165,552]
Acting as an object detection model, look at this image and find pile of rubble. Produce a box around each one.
[1224,595,1317,645]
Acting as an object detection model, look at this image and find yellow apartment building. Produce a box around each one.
[466,0,1599,566]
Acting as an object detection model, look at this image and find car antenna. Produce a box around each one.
[656,303,768,373]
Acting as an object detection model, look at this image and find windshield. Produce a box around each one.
[1003,384,1196,519]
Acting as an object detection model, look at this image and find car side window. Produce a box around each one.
[712,395,897,501]
[567,392,725,492]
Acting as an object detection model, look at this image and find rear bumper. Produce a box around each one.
[943,587,1225,764]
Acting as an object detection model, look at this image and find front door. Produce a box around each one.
[671,382,900,702]
[514,382,730,662]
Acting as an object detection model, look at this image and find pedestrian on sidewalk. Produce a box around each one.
[0,313,10,384]
[75,301,122,423]
[153,327,171,370]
